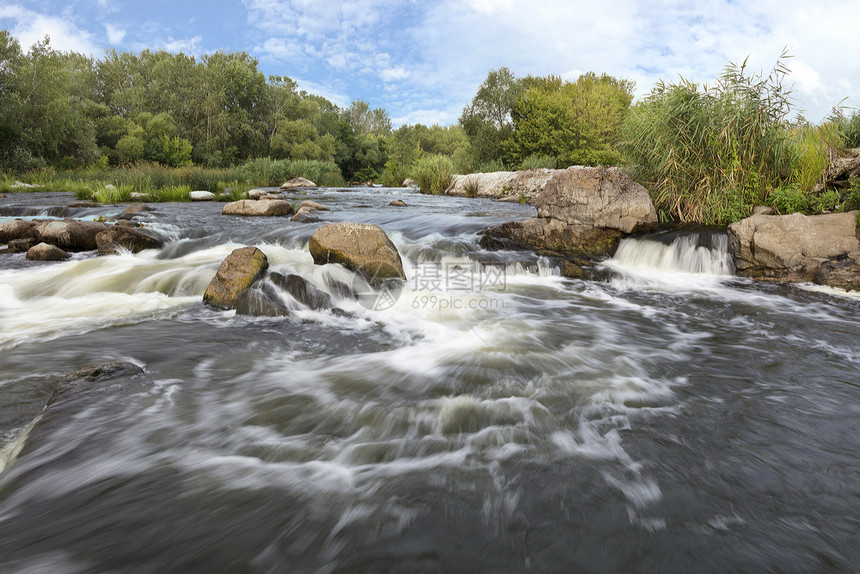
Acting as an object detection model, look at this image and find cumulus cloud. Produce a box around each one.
[105,23,127,45]
[0,4,101,55]
[163,35,203,54]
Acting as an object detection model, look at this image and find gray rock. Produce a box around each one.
[309,222,406,282]
[222,199,294,216]
[26,242,71,261]
[298,200,329,211]
[728,211,860,288]
[96,226,165,255]
[190,190,216,201]
[281,177,317,189]
[203,246,269,309]
[269,272,332,310]
[5,237,39,253]
[480,167,658,257]
[0,219,38,243]
[35,219,108,251]
[291,206,319,223]
[247,188,269,199]
[233,283,290,317]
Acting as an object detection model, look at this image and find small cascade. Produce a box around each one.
[610,232,734,276]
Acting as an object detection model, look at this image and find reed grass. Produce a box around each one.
[412,154,454,195]
[622,53,795,224]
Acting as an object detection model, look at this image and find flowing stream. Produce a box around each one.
[1,188,859,573]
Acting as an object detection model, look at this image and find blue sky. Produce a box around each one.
[2,0,859,127]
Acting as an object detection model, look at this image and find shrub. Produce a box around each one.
[810,189,842,214]
[788,122,841,191]
[518,154,557,170]
[846,177,860,210]
[622,54,795,224]
[464,176,479,198]
[767,185,808,214]
[412,154,454,195]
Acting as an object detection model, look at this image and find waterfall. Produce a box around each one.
[610,232,734,276]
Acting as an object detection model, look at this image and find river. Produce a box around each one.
[1,187,858,573]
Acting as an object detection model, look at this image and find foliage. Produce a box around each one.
[463,176,479,198]
[412,154,454,195]
[506,73,634,169]
[459,67,521,166]
[810,189,842,214]
[622,53,795,224]
[766,185,808,214]
[518,154,557,170]
[788,121,841,191]
[846,177,860,210]
[830,108,860,148]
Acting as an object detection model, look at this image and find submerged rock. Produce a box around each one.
[309,222,406,282]
[728,211,860,289]
[96,226,165,255]
[389,200,407,207]
[116,203,152,220]
[203,246,269,309]
[222,199,294,216]
[269,272,332,310]
[290,206,320,223]
[4,237,39,253]
[298,200,329,211]
[232,283,290,317]
[481,167,658,258]
[26,242,71,261]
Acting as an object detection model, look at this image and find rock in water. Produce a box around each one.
[298,201,329,211]
[728,211,860,289]
[281,177,317,189]
[232,283,290,317]
[291,206,320,223]
[222,199,294,216]
[0,219,38,243]
[481,167,657,257]
[203,246,269,309]
[96,226,165,255]
[26,242,71,261]
[309,222,406,282]
[190,190,216,201]
[389,200,407,207]
[35,219,108,251]
[269,272,332,310]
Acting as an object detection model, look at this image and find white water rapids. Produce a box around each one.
[0,191,858,572]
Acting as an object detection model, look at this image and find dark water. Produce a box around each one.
[0,189,858,573]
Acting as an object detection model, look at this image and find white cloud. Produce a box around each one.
[105,23,127,45]
[0,4,101,55]
[163,35,203,54]
[381,66,409,82]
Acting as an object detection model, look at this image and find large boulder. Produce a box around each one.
[203,246,269,309]
[26,242,70,261]
[481,167,658,257]
[222,199,294,216]
[35,219,109,251]
[446,169,555,202]
[281,177,317,189]
[728,211,860,288]
[309,222,406,282]
[95,226,165,255]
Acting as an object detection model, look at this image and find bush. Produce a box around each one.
[412,154,454,195]
[463,176,479,198]
[846,177,860,210]
[622,54,795,224]
[788,123,841,191]
[810,189,842,214]
[518,154,557,170]
[767,185,808,214]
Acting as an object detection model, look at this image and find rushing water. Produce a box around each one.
[1,188,859,573]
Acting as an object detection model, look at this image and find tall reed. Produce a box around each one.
[622,53,795,224]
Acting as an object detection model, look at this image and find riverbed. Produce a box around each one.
[1,188,858,572]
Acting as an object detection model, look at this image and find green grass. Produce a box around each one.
[463,176,479,198]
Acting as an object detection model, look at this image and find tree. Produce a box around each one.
[459,67,523,166]
[505,72,634,168]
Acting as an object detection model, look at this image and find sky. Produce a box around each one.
[2,0,858,127]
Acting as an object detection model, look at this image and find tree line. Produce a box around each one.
[0,31,635,182]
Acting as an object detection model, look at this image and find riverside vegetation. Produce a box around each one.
[2,29,860,224]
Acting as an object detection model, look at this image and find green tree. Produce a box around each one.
[506,72,634,168]
[459,67,522,167]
